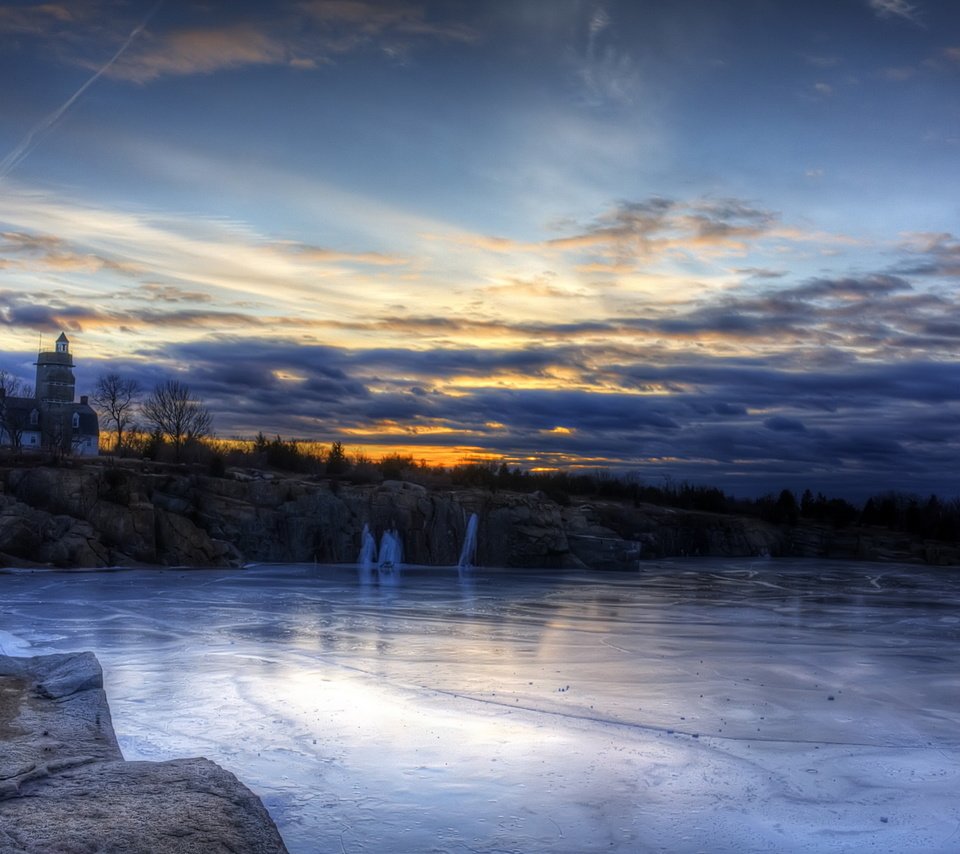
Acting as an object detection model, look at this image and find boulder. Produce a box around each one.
[0,652,288,853]
[478,491,575,568]
[154,508,231,566]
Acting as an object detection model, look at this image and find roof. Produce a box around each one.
[1,397,99,436]
[72,408,99,436]
[1,396,39,413]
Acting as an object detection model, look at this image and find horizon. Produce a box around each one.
[1,0,958,500]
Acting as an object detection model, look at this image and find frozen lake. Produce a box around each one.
[1,559,959,853]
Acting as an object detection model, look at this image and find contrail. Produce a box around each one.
[0,1,162,182]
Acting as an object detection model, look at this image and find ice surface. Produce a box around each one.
[1,559,958,852]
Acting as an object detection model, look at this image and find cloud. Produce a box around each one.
[783,274,912,300]
[109,24,289,82]
[299,0,478,46]
[764,416,807,433]
[0,2,157,181]
[576,4,642,107]
[0,3,78,35]
[101,1,478,82]
[0,288,267,334]
[425,192,822,286]
[2,1,480,85]
[894,232,960,277]
[803,55,839,68]
[541,196,783,266]
[0,230,140,274]
[125,335,960,498]
[0,189,427,323]
[3,184,955,371]
[867,0,922,24]
[279,242,411,267]
[134,284,213,304]
[883,65,916,80]
[736,267,786,280]
[3,174,958,496]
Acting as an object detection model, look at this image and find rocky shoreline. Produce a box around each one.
[0,460,957,569]
[0,651,287,853]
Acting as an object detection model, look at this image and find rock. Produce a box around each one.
[86,499,158,564]
[479,492,575,568]
[154,508,230,567]
[0,652,288,853]
[561,500,783,564]
[346,481,470,566]
[1,461,957,569]
[0,507,43,556]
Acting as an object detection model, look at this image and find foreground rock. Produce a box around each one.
[0,652,288,853]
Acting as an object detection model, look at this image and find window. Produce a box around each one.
[29,409,38,426]
[72,412,80,429]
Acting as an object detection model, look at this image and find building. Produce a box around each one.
[0,333,100,456]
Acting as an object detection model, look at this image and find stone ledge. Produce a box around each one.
[0,652,288,853]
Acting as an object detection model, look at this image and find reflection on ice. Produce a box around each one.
[1,559,959,852]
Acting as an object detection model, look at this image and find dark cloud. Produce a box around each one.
[544,195,782,266]
[893,233,960,278]
[116,335,960,499]
[0,229,137,275]
[783,274,912,300]
[604,272,959,359]
[683,198,778,241]
[0,289,264,333]
[764,416,807,432]
[0,293,98,331]
[135,284,213,304]
[736,267,786,280]
[0,2,84,37]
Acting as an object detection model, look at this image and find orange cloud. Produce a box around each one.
[110,25,288,82]
[299,1,478,45]
[0,3,75,35]
[98,3,479,83]
[280,242,412,267]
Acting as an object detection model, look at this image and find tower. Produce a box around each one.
[34,332,76,406]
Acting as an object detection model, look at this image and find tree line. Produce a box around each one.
[94,374,211,462]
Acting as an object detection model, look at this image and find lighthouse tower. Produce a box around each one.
[0,331,98,456]
[34,332,76,406]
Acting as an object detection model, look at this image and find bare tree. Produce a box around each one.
[93,372,142,455]
[0,371,32,453]
[141,379,212,461]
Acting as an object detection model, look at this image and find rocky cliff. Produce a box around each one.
[0,462,956,569]
[0,651,288,853]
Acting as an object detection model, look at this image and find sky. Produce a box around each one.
[0,0,958,498]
